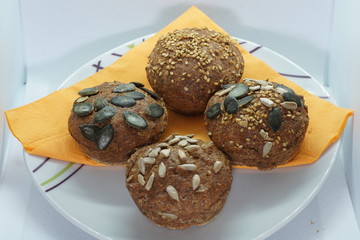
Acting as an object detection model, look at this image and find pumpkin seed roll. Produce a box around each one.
[204,79,309,170]
[126,134,232,229]
[68,81,168,165]
[146,27,244,115]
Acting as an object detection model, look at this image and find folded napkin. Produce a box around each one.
[5,6,353,168]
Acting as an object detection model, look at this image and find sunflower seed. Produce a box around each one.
[94,97,108,111]
[75,96,89,103]
[260,98,275,107]
[224,96,239,114]
[164,134,175,142]
[73,102,94,116]
[269,107,283,131]
[145,172,155,191]
[186,134,195,138]
[79,124,100,142]
[168,137,181,145]
[259,129,269,140]
[78,87,99,96]
[178,149,187,159]
[166,185,179,201]
[137,174,146,186]
[113,83,136,93]
[125,91,145,100]
[96,124,114,150]
[206,102,222,119]
[282,92,302,107]
[216,85,236,96]
[228,84,249,99]
[178,139,188,147]
[138,158,145,175]
[156,143,169,148]
[196,184,208,193]
[158,162,166,178]
[140,87,158,100]
[249,85,261,91]
[201,141,214,149]
[123,110,148,130]
[186,138,199,144]
[214,161,223,173]
[274,84,295,94]
[110,96,136,108]
[244,78,268,86]
[238,95,254,107]
[280,101,298,110]
[158,212,177,219]
[93,106,115,124]
[145,104,164,118]
[143,157,156,164]
[263,142,273,157]
[179,164,197,171]
[160,149,171,158]
[148,147,161,157]
[126,175,133,182]
[261,85,274,90]
[130,81,145,88]
[184,145,201,153]
[192,174,201,190]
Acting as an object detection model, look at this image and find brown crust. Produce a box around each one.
[204,79,309,170]
[125,135,232,229]
[68,82,168,165]
[146,27,244,115]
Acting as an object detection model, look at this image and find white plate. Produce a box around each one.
[24,35,338,240]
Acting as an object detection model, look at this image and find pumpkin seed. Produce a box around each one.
[238,95,254,107]
[93,106,115,124]
[268,107,283,131]
[205,102,222,119]
[75,96,89,103]
[280,101,298,110]
[221,83,238,89]
[78,87,99,96]
[110,96,136,108]
[145,104,164,118]
[228,84,249,99]
[125,91,145,100]
[73,102,94,116]
[123,110,148,130]
[96,124,114,150]
[224,96,239,114]
[282,92,302,107]
[140,87,158,100]
[79,124,100,142]
[113,83,136,93]
[130,81,145,88]
[94,97,108,111]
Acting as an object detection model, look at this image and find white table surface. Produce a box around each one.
[1,0,359,239]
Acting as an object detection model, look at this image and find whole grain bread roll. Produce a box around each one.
[68,81,168,165]
[146,27,244,115]
[125,134,232,229]
[204,79,309,170]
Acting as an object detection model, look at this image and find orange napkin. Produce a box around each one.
[5,6,353,168]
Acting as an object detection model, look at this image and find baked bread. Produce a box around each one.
[68,81,168,165]
[146,27,244,115]
[125,134,232,229]
[204,79,309,170]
